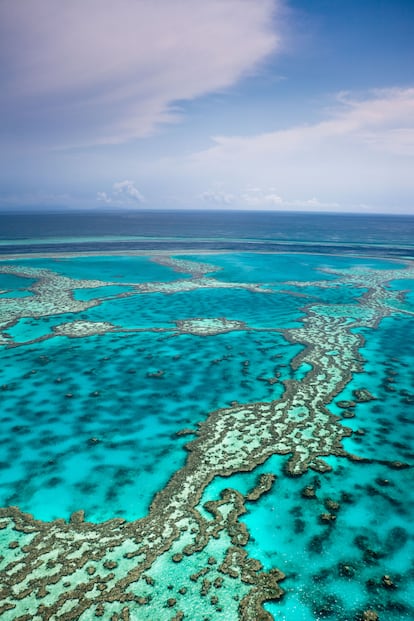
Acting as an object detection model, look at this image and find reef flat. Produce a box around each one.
[0,253,413,620]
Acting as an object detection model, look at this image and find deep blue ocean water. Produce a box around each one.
[0,210,413,620]
[1,209,414,256]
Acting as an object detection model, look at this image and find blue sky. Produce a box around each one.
[0,0,413,213]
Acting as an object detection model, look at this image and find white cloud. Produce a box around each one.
[200,187,340,210]
[185,87,414,209]
[240,188,284,207]
[197,88,414,159]
[200,190,235,205]
[96,191,112,204]
[0,0,281,147]
[113,180,145,203]
[97,180,145,206]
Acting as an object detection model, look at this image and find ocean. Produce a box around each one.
[0,210,413,620]
[1,209,414,256]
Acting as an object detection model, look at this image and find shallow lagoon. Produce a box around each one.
[0,329,303,521]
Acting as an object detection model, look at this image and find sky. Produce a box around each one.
[0,0,413,213]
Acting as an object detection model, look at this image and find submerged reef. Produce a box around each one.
[53,320,117,338]
[0,255,413,619]
[175,317,248,336]
[0,258,267,347]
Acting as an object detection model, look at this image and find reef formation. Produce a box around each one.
[0,255,413,620]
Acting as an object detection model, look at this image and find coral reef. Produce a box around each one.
[175,317,248,336]
[0,255,413,619]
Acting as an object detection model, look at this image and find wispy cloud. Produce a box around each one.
[200,187,340,210]
[97,180,145,206]
[0,0,281,148]
[96,192,112,205]
[113,180,145,203]
[184,87,414,209]
[196,88,414,160]
[200,190,235,205]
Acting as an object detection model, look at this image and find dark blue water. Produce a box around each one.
[1,210,414,256]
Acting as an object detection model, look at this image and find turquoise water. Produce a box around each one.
[0,272,36,289]
[69,287,307,330]
[0,289,33,298]
[12,254,189,282]
[244,457,414,621]
[188,252,403,283]
[0,271,36,298]
[387,278,414,309]
[0,251,413,620]
[240,312,414,620]
[0,329,301,521]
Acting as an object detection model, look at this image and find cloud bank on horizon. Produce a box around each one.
[0,0,413,213]
[97,181,146,206]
